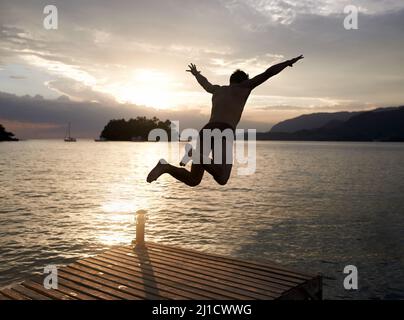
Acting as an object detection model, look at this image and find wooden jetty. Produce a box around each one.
[0,210,322,300]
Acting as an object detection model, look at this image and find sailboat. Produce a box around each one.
[64,122,77,142]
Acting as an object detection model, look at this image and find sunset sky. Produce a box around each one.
[0,0,403,138]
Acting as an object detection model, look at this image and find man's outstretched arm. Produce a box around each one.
[186,63,219,94]
[244,55,304,90]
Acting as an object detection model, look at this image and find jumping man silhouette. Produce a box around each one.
[147,55,304,186]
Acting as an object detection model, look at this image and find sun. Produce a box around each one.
[104,69,180,109]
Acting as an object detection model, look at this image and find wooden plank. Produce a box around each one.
[147,242,314,278]
[0,292,11,300]
[50,284,94,300]
[142,245,322,299]
[0,287,31,300]
[115,247,296,290]
[57,270,131,300]
[0,243,321,300]
[89,254,247,299]
[97,251,274,299]
[106,249,285,296]
[149,242,313,280]
[142,244,307,282]
[29,277,93,300]
[144,243,312,280]
[22,280,74,300]
[70,261,206,300]
[68,263,180,300]
[141,247,297,289]
[87,255,235,299]
[79,257,229,300]
[101,251,275,300]
[61,266,152,300]
[55,275,119,300]
[106,249,282,298]
[130,248,289,293]
[11,284,52,300]
[75,260,185,299]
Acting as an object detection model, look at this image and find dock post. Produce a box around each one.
[133,209,147,249]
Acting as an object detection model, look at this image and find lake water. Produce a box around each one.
[1,140,404,299]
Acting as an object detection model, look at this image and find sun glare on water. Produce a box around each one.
[96,183,155,246]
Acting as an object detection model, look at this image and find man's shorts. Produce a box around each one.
[197,122,235,165]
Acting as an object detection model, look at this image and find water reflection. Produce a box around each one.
[1,140,404,299]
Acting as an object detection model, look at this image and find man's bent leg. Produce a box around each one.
[147,159,204,187]
[165,162,204,187]
[202,163,232,185]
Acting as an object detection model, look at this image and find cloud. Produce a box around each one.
[256,103,377,112]
[0,0,403,136]
[208,53,284,75]
[20,55,97,86]
[222,0,404,25]
[0,118,63,139]
[45,78,116,103]
[9,75,26,79]
[0,91,210,138]
[1,90,389,139]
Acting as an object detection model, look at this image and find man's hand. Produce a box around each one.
[288,55,304,67]
[186,63,200,76]
[187,63,218,93]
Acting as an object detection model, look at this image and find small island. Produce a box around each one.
[99,116,172,141]
[0,124,18,141]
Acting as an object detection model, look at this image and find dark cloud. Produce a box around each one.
[1,91,382,139]
[0,91,208,138]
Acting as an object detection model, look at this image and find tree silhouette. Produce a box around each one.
[0,124,18,141]
[100,116,172,141]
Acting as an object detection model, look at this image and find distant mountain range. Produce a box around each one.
[257,106,404,141]
[270,111,362,133]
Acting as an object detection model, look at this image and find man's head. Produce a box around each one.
[230,69,249,84]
